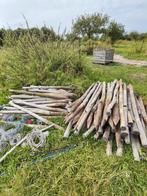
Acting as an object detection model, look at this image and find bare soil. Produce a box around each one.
[114,54,147,66]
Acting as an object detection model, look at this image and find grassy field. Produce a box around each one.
[0,41,147,196]
[86,56,147,102]
[114,40,147,60]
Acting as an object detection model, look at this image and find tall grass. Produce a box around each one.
[81,39,112,55]
[1,30,86,88]
[114,40,147,60]
[0,35,147,196]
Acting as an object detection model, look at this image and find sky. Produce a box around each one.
[0,0,147,33]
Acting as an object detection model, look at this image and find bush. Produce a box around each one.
[133,40,145,54]
[82,39,112,55]
[1,32,85,88]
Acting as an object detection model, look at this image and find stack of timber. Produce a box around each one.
[64,80,147,161]
[0,85,75,130]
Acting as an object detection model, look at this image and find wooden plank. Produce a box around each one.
[128,84,147,146]
[9,101,64,131]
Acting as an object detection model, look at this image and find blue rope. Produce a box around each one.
[33,144,77,163]
[0,144,77,177]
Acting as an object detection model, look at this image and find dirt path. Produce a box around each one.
[114,54,147,66]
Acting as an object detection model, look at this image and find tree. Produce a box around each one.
[127,31,145,41]
[106,21,125,44]
[66,32,78,41]
[129,31,140,40]
[0,28,5,46]
[127,31,145,53]
[71,13,109,39]
[41,26,57,42]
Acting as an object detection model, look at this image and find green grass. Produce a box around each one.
[0,124,147,196]
[85,56,147,103]
[114,40,147,60]
[0,44,147,195]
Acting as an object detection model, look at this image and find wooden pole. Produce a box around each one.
[130,134,140,161]
[119,80,128,137]
[75,83,102,135]
[138,97,147,124]
[12,100,66,113]
[0,125,53,163]
[128,84,147,147]
[115,127,123,156]
[63,121,72,138]
[9,89,72,99]
[9,101,64,131]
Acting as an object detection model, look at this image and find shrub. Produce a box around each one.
[82,39,112,55]
[133,40,145,54]
[1,32,85,88]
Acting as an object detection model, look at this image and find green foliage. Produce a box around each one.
[106,21,125,44]
[0,37,147,196]
[82,39,111,55]
[2,29,17,47]
[72,13,109,39]
[0,125,147,195]
[127,31,145,41]
[114,40,147,60]
[85,56,147,102]
[133,40,145,53]
[40,26,59,42]
[1,32,85,88]
[66,32,77,41]
[0,28,6,46]
[82,39,96,55]
[123,32,145,54]
[0,26,59,48]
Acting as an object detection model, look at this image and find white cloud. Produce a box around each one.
[0,0,147,32]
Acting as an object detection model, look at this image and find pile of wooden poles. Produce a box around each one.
[0,85,74,130]
[64,80,147,161]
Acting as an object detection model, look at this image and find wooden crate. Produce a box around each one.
[93,48,114,64]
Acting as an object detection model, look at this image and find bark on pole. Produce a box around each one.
[101,81,116,127]
[9,101,64,131]
[66,83,97,123]
[94,82,106,129]
[12,99,66,113]
[106,81,120,116]
[82,100,99,138]
[9,89,72,99]
[0,109,66,116]
[75,83,102,135]
[119,80,128,137]
[112,102,120,126]
[94,82,106,136]
[69,83,95,112]
[115,127,123,156]
[23,85,74,90]
[106,134,113,156]
[63,121,72,138]
[108,117,115,132]
[138,97,147,124]
[123,83,130,143]
[103,126,111,142]
[83,125,95,138]
[72,109,84,126]
[87,111,94,129]
[63,80,147,160]
[128,84,147,147]
[130,134,140,161]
